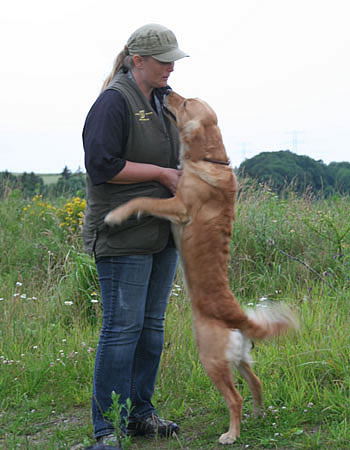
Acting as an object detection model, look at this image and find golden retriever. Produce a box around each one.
[105,91,298,444]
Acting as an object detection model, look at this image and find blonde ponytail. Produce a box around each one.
[101,46,134,91]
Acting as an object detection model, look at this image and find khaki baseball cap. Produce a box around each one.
[126,24,189,63]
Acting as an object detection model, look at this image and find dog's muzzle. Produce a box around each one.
[162,104,177,122]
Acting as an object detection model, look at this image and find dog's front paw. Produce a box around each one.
[105,204,132,225]
[219,431,237,445]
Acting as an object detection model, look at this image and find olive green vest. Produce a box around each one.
[82,71,180,258]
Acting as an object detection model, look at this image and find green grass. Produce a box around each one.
[38,174,61,185]
[0,184,350,448]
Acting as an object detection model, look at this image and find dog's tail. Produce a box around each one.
[239,302,299,341]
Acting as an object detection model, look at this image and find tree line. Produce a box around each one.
[238,150,350,196]
[0,166,86,199]
[1,151,350,199]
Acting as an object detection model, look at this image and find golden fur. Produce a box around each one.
[105,91,298,444]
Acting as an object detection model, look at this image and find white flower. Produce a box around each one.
[16,282,23,286]
[259,296,268,302]
[64,301,73,306]
[33,346,38,349]
[90,299,99,303]
[20,294,27,299]
[0,298,3,301]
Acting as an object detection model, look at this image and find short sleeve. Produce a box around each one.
[83,89,129,185]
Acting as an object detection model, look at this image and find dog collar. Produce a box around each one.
[202,157,231,166]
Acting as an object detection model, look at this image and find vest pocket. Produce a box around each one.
[105,182,171,252]
[106,216,164,251]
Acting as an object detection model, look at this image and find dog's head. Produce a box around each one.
[164,91,228,164]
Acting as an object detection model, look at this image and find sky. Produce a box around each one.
[1,0,350,174]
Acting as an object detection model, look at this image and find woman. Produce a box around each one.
[82,24,188,445]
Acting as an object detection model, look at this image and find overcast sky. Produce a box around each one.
[1,0,349,174]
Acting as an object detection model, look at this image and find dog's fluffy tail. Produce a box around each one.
[240,302,299,341]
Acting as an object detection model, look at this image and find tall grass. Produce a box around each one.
[0,183,349,448]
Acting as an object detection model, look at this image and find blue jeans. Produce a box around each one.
[92,246,178,438]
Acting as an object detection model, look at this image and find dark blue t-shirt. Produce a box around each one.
[83,89,129,185]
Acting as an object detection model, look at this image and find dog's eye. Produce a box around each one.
[183,100,187,108]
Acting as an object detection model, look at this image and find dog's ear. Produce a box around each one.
[182,120,206,162]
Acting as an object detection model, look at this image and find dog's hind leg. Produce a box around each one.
[237,361,263,416]
[203,360,243,445]
[194,319,243,444]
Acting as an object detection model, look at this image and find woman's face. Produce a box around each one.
[139,57,175,89]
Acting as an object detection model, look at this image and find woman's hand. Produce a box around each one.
[158,167,182,195]
[108,161,182,195]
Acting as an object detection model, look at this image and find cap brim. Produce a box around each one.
[152,48,189,63]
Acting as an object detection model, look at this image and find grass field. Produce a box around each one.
[38,174,61,185]
[0,184,349,449]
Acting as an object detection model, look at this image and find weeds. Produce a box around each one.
[104,392,133,449]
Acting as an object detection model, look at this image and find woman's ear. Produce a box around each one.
[133,55,144,68]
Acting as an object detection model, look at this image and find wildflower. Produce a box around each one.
[33,346,38,349]
[91,299,99,303]
[62,339,67,342]
[20,294,27,299]
[87,347,95,353]
[0,298,3,301]
[64,301,73,306]
[13,293,19,297]
[308,402,314,408]
[91,291,97,296]
[247,302,254,306]
[32,296,37,300]
[16,282,22,286]
[259,296,268,302]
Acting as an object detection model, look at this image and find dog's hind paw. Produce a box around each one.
[219,431,237,445]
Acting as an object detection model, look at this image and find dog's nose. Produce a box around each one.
[163,86,172,96]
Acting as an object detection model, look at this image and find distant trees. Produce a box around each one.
[0,168,86,199]
[49,167,86,197]
[238,150,350,196]
[2,151,350,200]
[0,171,45,199]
